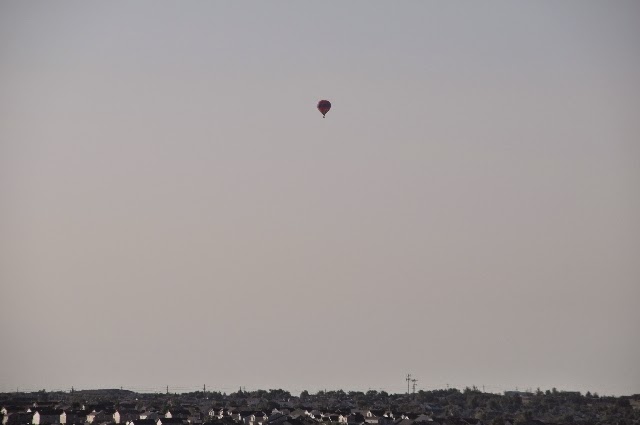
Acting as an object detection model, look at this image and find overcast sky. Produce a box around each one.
[1,1,639,396]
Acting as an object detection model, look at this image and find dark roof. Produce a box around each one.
[1,406,26,414]
[34,402,59,407]
[348,413,365,423]
[87,405,115,412]
[34,409,61,415]
[4,412,33,419]
[131,420,157,425]
[160,419,186,424]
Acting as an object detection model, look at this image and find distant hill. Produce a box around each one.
[74,389,136,396]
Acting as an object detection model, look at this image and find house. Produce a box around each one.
[240,412,268,425]
[267,413,287,425]
[2,407,27,425]
[223,411,238,422]
[87,411,113,424]
[1,407,23,418]
[64,410,87,425]
[346,413,365,425]
[186,408,203,425]
[70,409,90,424]
[288,411,306,420]
[165,409,190,420]
[207,409,222,419]
[240,413,253,425]
[307,411,323,420]
[56,410,77,424]
[33,409,62,425]
[364,414,378,424]
[139,412,159,421]
[4,412,34,425]
[114,410,139,424]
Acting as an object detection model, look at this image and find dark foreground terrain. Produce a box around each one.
[2,387,639,425]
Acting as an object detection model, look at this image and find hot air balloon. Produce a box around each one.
[317,100,331,118]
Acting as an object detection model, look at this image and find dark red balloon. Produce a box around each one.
[317,100,331,118]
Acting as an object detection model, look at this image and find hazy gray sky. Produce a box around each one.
[1,1,639,396]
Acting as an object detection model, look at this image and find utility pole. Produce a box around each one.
[411,378,418,394]
[406,374,412,394]
[166,385,169,395]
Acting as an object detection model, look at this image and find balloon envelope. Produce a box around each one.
[317,100,331,117]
